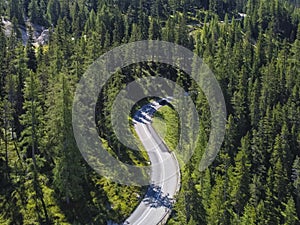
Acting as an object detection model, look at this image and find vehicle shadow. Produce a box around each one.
[133,104,157,124]
[133,98,171,125]
[143,184,174,209]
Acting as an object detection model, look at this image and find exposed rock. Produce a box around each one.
[1,17,13,37]
[36,29,49,45]
[1,17,49,46]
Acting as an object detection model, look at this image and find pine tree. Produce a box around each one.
[20,70,43,163]
[228,135,251,216]
[137,8,149,39]
[240,203,256,225]
[282,197,299,225]
[206,174,230,225]
[47,0,61,26]
[292,156,300,216]
[231,66,250,138]
[60,0,71,21]
[112,13,125,44]
[50,70,85,205]
[162,17,175,42]
[20,70,49,224]
[151,0,163,17]
[0,98,13,181]
[249,79,261,127]
[4,43,28,139]
[28,0,45,25]
[9,0,24,25]
[129,23,142,42]
[71,2,81,37]
[0,0,3,16]
[0,21,7,98]
[223,114,238,159]
[148,18,161,40]
[26,27,37,73]
[175,14,189,46]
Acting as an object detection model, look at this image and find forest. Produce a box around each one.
[0,0,300,224]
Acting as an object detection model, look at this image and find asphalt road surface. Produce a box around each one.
[123,99,180,225]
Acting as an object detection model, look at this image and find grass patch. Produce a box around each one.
[152,105,179,151]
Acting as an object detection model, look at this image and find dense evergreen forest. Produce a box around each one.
[0,0,300,224]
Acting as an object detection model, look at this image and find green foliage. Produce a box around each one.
[152,105,179,151]
[282,197,299,225]
[0,0,299,224]
[47,0,61,26]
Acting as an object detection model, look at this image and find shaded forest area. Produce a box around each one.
[0,0,300,224]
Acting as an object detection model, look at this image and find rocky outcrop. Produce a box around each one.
[1,17,49,46]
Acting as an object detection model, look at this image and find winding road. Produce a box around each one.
[123,100,181,225]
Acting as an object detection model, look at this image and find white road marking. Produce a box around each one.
[134,124,166,225]
[126,100,178,225]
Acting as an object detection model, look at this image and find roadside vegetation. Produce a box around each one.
[152,105,179,152]
[0,0,299,224]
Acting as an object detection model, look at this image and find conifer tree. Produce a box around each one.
[26,27,37,73]
[282,197,299,225]
[240,203,256,225]
[9,0,24,24]
[28,0,45,25]
[292,156,300,215]
[47,0,61,26]
[0,21,7,98]
[51,70,85,204]
[148,18,161,40]
[20,70,49,224]
[228,135,251,216]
